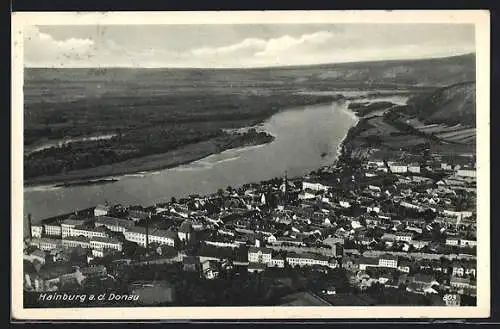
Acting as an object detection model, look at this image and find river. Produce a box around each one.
[23,96,405,223]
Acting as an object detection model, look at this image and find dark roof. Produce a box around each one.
[150,229,178,240]
[379,254,398,261]
[413,273,437,284]
[81,265,107,275]
[61,218,85,226]
[248,246,273,254]
[96,216,135,229]
[63,236,90,243]
[357,257,379,265]
[90,236,121,244]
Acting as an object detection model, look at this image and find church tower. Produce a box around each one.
[280,171,288,206]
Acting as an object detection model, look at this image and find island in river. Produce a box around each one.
[25,129,275,187]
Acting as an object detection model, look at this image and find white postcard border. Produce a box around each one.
[11,10,491,320]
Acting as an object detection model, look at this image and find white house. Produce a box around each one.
[248,247,272,264]
[69,225,108,239]
[62,236,91,249]
[94,204,111,217]
[339,200,351,208]
[31,225,43,239]
[389,164,408,173]
[285,252,331,268]
[378,255,398,268]
[269,255,285,268]
[460,239,477,248]
[302,181,329,192]
[408,165,421,173]
[61,219,85,238]
[446,238,460,246]
[395,232,414,243]
[43,223,61,237]
[90,236,123,252]
[456,169,476,178]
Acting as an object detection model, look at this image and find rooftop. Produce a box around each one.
[248,246,273,254]
[90,236,122,244]
[96,216,135,229]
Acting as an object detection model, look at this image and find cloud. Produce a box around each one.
[191,31,334,60]
[22,25,474,68]
[24,26,95,67]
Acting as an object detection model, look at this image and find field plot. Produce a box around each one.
[417,123,464,133]
[381,135,428,148]
[436,127,476,144]
[359,117,400,137]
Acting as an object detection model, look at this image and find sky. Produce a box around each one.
[23,24,475,68]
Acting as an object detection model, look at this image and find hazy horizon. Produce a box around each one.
[24,52,476,71]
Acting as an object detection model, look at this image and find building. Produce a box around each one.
[456,169,476,178]
[149,229,177,247]
[378,254,398,268]
[31,237,62,251]
[69,225,108,239]
[90,236,123,251]
[24,249,47,265]
[285,252,331,268]
[460,239,477,248]
[95,216,135,233]
[94,204,111,217]
[302,181,329,192]
[397,261,411,273]
[43,223,62,237]
[30,225,44,239]
[123,226,149,247]
[445,238,460,246]
[440,163,451,170]
[408,165,421,173]
[178,220,193,242]
[62,236,91,249]
[269,254,285,268]
[91,247,116,258]
[247,262,267,273]
[201,260,219,280]
[128,209,151,222]
[389,163,408,173]
[61,218,87,238]
[450,276,472,289]
[357,257,379,271]
[248,247,272,264]
[182,256,199,272]
[395,232,414,243]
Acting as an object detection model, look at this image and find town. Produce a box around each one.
[23,135,477,307]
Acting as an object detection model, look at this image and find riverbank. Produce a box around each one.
[24,134,275,187]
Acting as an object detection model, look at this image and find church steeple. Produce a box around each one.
[281,171,288,206]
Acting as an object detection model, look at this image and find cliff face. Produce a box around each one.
[406,81,476,126]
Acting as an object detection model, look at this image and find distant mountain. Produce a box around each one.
[406,81,476,126]
[263,53,476,88]
[25,53,476,90]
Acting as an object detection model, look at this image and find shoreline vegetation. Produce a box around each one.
[24,129,276,187]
